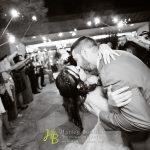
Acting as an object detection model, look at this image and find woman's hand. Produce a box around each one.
[107,85,132,107]
[127,35,150,50]
[99,44,120,64]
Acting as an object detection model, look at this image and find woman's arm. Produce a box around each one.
[11,58,30,71]
[84,86,132,115]
[138,36,150,47]
[127,36,150,51]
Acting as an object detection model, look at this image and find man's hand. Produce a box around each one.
[107,85,132,107]
[99,44,120,64]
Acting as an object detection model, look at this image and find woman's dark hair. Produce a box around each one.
[13,54,23,63]
[55,67,96,132]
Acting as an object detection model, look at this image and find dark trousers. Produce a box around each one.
[40,68,45,86]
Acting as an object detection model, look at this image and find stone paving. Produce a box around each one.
[7,81,97,150]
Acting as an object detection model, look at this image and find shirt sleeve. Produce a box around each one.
[99,88,150,132]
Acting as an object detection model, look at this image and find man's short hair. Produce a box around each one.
[71,36,98,54]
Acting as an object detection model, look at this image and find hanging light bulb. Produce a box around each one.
[130,24,134,26]
[74,28,77,32]
[87,21,92,26]
[112,17,119,23]
[32,15,37,21]
[72,32,76,36]
[94,17,100,25]
[8,34,15,43]
[10,9,20,18]
[117,21,124,28]
[58,32,63,37]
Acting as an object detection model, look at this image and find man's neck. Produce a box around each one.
[96,53,102,69]
[97,55,104,72]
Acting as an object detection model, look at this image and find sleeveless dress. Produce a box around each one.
[64,86,129,150]
[64,119,129,150]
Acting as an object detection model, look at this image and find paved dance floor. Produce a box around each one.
[9,78,126,150]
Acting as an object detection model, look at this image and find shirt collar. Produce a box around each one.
[97,58,100,70]
[97,57,104,71]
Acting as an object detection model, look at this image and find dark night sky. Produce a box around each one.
[44,0,150,17]
[0,0,150,37]
[0,0,150,21]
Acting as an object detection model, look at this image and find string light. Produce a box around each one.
[130,24,134,26]
[117,21,124,28]
[112,17,119,23]
[32,36,36,38]
[94,17,100,25]
[8,34,16,43]
[87,21,92,26]
[10,9,20,18]
[48,39,51,42]
[42,36,46,41]
[22,15,37,39]
[42,36,47,42]
[0,9,20,38]
[74,28,77,32]
[32,15,37,21]
[58,32,63,37]
[72,32,76,36]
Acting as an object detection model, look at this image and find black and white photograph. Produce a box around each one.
[0,0,150,150]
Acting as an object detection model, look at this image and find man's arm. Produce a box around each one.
[100,88,150,132]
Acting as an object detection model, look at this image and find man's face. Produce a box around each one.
[72,43,98,71]
[72,51,92,70]
[66,65,87,82]
[118,36,127,46]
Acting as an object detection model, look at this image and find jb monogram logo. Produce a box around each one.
[43,129,59,144]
